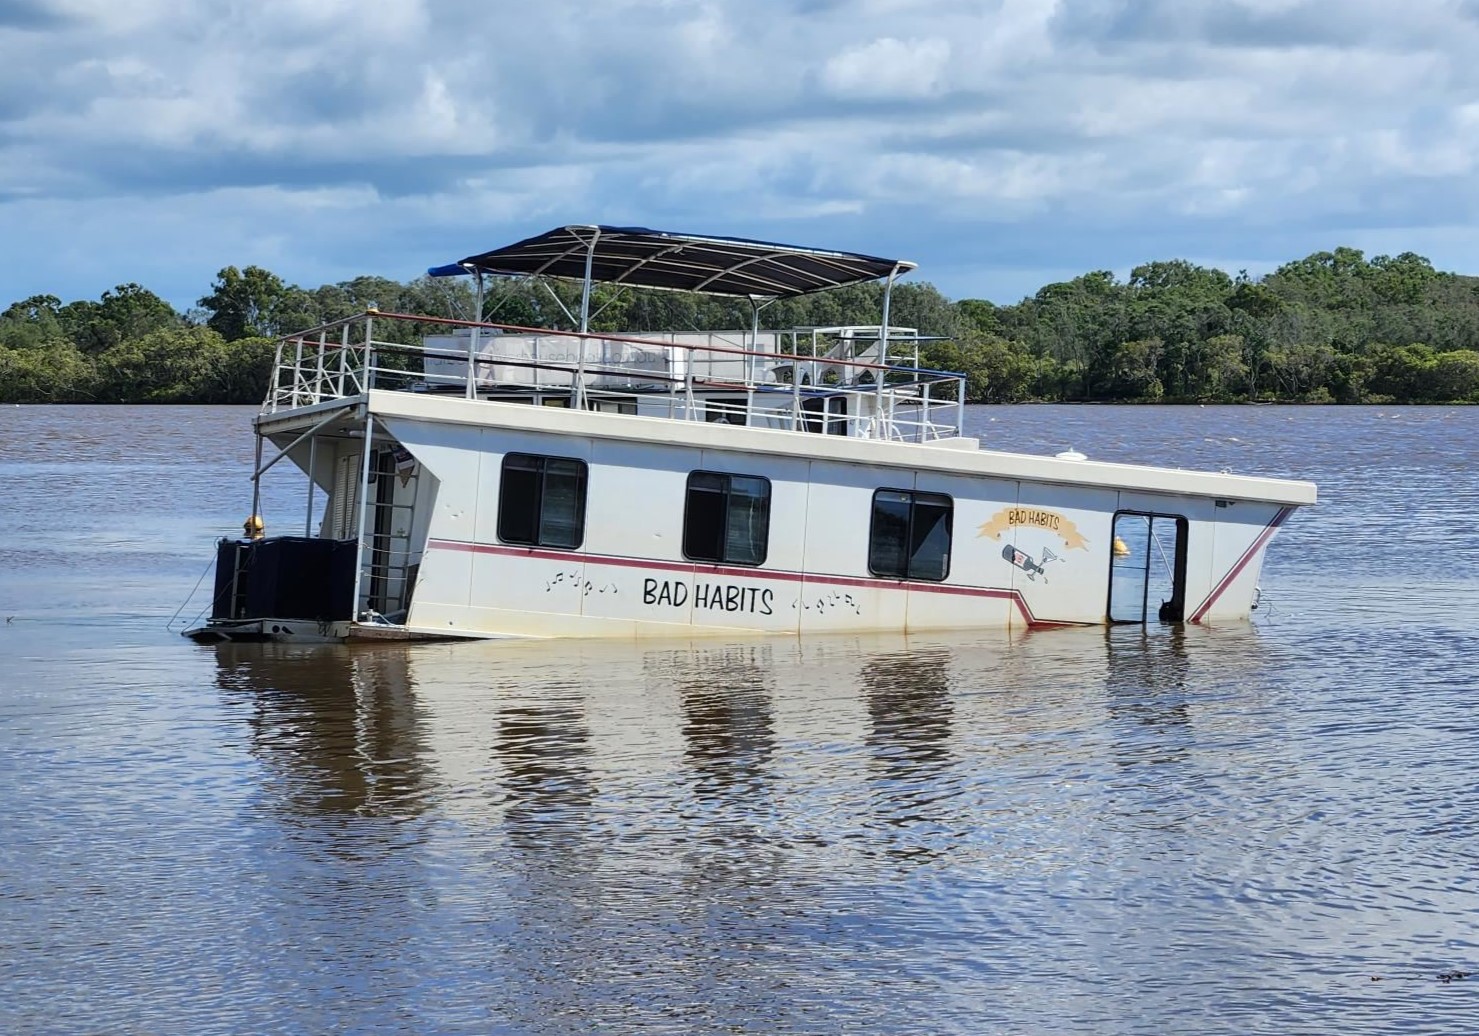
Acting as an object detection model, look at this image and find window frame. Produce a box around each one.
[681,470,772,567]
[867,487,954,582]
[496,451,589,549]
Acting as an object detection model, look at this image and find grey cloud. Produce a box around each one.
[0,0,69,31]
[1049,0,1393,51]
[4,0,1479,308]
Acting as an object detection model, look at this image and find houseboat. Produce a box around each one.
[185,225,1316,643]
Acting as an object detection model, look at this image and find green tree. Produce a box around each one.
[0,341,96,401]
[199,266,291,340]
[0,295,67,352]
[1367,343,1438,401]
[1430,350,1479,401]
[60,283,180,353]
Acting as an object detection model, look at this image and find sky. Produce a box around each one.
[3,0,1479,311]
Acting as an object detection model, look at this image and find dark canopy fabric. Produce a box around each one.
[428,225,912,298]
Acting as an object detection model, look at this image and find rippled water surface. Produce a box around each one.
[3,404,1478,1034]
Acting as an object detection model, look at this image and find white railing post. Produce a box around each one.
[684,346,695,420]
[293,335,305,406]
[305,433,317,536]
[268,339,285,410]
[362,312,374,394]
[467,270,482,400]
[791,358,801,431]
[315,329,327,403]
[351,413,375,621]
[575,332,587,409]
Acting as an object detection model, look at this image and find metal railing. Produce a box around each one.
[263,311,969,443]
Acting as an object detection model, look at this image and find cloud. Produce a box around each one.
[3,0,1479,308]
[821,37,953,100]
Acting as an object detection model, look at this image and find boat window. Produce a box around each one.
[704,400,748,426]
[683,471,771,566]
[802,395,848,435]
[869,489,952,581]
[498,453,588,549]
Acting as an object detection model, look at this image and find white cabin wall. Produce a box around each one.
[376,417,486,632]
[371,403,1296,637]
[1199,500,1285,623]
[462,427,595,635]
[795,460,909,634]
[1000,482,1118,626]
[405,466,437,579]
[578,439,696,635]
[909,469,1022,630]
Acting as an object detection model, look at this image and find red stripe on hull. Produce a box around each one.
[1188,506,1293,623]
[425,538,1079,628]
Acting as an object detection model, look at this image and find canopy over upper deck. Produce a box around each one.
[428,225,916,299]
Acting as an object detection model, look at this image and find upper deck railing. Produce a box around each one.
[263,311,968,443]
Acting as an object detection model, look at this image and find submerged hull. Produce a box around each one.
[194,389,1312,644]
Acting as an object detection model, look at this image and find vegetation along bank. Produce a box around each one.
[4,247,1477,405]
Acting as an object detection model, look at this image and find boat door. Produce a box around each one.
[365,446,420,618]
[1107,511,1188,623]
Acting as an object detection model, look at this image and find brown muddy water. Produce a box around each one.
[2,403,1478,1034]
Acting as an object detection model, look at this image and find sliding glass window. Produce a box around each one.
[683,471,771,566]
[868,489,952,581]
[497,453,589,549]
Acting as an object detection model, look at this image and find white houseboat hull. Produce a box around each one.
[233,389,1311,642]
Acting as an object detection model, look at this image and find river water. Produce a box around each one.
[2,403,1477,1034]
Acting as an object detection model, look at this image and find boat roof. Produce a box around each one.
[427,224,915,299]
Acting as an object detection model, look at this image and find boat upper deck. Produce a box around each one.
[261,310,971,444]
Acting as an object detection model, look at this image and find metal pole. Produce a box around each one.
[879,267,899,367]
[575,231,598,409]
[304,433,317,536]
[350,412,375,622]
[250,432,263,525]
[875,266,900,435]
[363,311,374,394]
[293,334,305,406]
[578,232,597,334]
[315,329,327,403]
[338,323,350,396]
[267,339,284,410]
[253,408,356,480]
[467,268,483,400]
[791,356,801,431]
[685,354,695,420]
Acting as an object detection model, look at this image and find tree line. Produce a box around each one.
[4,245,1479,404]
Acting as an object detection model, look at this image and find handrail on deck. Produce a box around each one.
[262,311,969,443]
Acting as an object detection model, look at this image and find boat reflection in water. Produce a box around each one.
[213,642,433,821]
[209,624,1272,842]
[204,626,1280,1029]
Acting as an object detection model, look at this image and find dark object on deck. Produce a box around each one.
[212,537,357,622]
